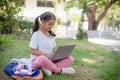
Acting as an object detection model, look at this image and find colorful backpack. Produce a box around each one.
[4,63,43,80]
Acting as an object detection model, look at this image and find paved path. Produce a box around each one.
[88,38,120,54]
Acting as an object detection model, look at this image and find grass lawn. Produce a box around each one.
[0,34,120,80]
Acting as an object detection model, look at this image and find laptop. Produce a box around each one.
[49,45,75,60]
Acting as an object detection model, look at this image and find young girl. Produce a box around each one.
[29,11,75,76]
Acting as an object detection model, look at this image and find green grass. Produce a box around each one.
[0,35,120,80]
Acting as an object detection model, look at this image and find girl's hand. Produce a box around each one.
[45,53,54,58]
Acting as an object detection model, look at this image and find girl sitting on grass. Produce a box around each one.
[29,11,75,76]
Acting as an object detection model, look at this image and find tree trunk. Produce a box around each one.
[87,0,118,30]
[87,4,97,30]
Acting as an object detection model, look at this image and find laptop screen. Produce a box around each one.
[49,45,75,60]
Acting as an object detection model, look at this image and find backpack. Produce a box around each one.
[4,63,43,80]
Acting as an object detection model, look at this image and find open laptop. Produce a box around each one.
[49,45,75,61]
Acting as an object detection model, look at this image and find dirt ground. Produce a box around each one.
[0,69,13,80]
[74,66,101,80]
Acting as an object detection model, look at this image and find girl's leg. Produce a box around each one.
[32,55,61,73]
[54,56,74,68]
[52,56,75,74]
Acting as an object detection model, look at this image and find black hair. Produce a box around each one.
[33,11,56,36]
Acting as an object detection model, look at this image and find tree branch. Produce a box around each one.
[96,0,118,27]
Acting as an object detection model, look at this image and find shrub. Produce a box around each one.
[18,20,33,33]
[0,35,15,51]
[76,27,88,40]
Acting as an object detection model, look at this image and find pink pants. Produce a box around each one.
[32,55,74,73]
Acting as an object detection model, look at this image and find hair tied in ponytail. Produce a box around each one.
[48,30,56,37]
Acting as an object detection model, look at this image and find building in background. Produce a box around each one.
[19,0,55,22]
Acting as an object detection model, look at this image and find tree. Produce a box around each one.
[65,0,120,30]
[0,0,24,34]
[87,0,119,30]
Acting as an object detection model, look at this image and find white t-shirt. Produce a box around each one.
[29,30,56,59]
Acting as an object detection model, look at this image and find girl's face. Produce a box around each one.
[42,19,56,31]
